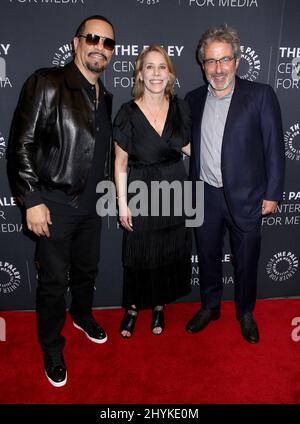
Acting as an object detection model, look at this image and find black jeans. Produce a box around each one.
[36,213,102,354]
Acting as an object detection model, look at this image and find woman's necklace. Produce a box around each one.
[142,97,166,127]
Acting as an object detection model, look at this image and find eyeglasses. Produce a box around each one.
[78,33,116,51]
[203,56,235,67]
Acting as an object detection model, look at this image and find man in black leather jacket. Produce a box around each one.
[8,15,115,387]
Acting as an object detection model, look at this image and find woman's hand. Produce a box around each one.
[118,200,133,231]
[182,142,191,156]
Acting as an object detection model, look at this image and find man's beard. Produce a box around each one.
[86,52,108,74]
[208,74,234,92]
[86,62,105,74]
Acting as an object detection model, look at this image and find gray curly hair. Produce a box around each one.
[197,24,241,63]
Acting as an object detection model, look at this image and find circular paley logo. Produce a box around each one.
[239,45,261,81]
[0,261,21,294]
[0,132,6,159]
[52,43,73,67]
[266,251,298,282]
[284,123,300,161]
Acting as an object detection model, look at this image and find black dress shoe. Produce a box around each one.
[239,312,259,344]
[73,315,107,344]
[186,308,220,333]
[44,352,67,387]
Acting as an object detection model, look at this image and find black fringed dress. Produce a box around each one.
[113,96,192,309]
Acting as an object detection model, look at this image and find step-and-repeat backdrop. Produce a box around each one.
[0,0,299,310]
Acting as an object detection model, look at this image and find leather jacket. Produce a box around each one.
[8,61,113,209]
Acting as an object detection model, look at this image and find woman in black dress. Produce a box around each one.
[114,45,191,337]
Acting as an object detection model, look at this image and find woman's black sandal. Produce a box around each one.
[120,309,138,338]
[152,306,165,335]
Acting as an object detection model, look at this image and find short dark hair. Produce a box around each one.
[74,15,115,38]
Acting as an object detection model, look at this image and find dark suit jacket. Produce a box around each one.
[185,76,285,231]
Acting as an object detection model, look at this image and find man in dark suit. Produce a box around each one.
[185,25,284,343]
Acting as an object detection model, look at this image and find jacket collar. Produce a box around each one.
[63,60,113,117]
[63,61,83,90]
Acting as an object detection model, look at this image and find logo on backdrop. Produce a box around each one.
[0,197,18,208]
[277,46,300,90]
[266,251,298,282]
[184,0,259,9]
[112,44,184,89]
[52,43,73,67]
[262,190,300,228]
[0,43,12,88]
[136,0,160,5]
[0,261,21,294]
[0,197,23,234]
[284,123,300,161]
[239,45,261,81]
[0,132,6,159]
[9,0,85,4]
[191,254,199,286]
[191,254,234,286]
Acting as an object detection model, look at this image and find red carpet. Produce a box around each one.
[0,299,300,404]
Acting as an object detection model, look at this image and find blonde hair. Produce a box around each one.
[132,44,176,100]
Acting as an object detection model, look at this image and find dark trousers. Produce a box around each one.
[36,213,102,354]
[194,183,261,318]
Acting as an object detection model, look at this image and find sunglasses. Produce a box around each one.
[78,33,116,51]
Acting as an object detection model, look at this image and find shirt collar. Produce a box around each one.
[73,62,100,91]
